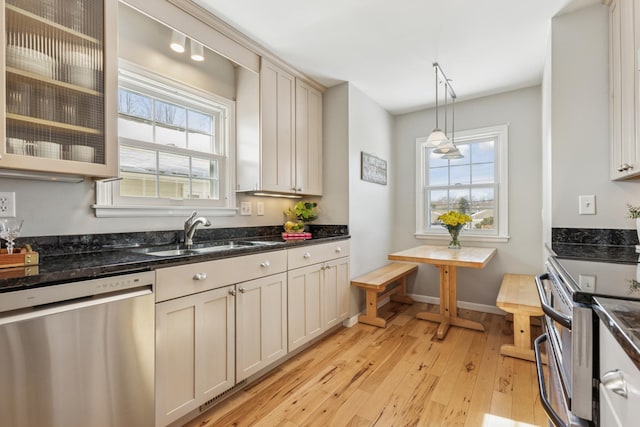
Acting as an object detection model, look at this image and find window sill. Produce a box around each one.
[414,232,510,243]
[92,205,237,218]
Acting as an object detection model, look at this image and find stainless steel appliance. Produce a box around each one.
[0,271,155,427]
[535,254,640,427]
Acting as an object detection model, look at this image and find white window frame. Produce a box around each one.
[94,61,237,218]
[415,124,509,243]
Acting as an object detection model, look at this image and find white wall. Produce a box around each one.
[550,4,640,229]
[393,86,543,307]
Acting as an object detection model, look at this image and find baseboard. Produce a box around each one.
[343,315,359,328]
[409,294,506,315]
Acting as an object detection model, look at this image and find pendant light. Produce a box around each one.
[441,95,463,159]
[426,65,449,148]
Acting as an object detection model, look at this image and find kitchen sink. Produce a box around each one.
[132,240,281,257]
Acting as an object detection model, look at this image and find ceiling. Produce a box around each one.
[193,0,601,115]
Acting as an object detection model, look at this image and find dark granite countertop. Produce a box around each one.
[594,297,640,370]
[0,225,349,293]
[549,242,640,264]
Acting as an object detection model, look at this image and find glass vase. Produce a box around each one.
[448,225,462,249]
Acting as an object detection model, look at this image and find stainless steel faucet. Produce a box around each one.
[184,211,211,248]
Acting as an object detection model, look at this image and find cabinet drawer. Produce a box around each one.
[156,250,287,302]
[287,240,349,270]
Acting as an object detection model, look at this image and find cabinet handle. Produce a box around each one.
[335,247,342,253]
[193,272,207,281]
[602,369,628,398]
[229,288,236,296]
[296,187,303,192]
[618,165,626,172]
[303,252,311,259]
[260,261,270,268]
[239,286,246,293]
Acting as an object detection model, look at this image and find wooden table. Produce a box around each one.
[388,245,496,339]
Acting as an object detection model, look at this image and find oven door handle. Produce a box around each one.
[535,334,569,427]
[535,273,572,330]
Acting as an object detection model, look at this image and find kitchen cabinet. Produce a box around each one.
[237,59,323,195]
[155,286,235,427]
[155,250,287,427]
[1,0,117,177]
[287,241,350,351]
[607,0,640,179]
[599,319,640,426]
[236,272,288,381]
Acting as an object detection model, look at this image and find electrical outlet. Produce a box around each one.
[579,274,596,291]
[240,201,252,216]
[578,195,596,215]
[257,202,264,216]
[0,192,16,217]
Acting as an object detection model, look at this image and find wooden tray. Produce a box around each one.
[0,246,39,269]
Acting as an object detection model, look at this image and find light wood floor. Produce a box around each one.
[185,302,547,427]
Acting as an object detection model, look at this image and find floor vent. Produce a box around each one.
[199,380,247,412]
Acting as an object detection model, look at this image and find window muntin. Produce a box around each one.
[416,125,508,240]
[114,69,231,207]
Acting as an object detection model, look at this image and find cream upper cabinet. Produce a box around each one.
[237,58,323,195]
[295,79,323,195]
[260,59,296,193]
[1,0,117,177]
[608,0,640,179]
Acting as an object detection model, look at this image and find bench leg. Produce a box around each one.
[500,313,536,362]
[389,277,414,304]
[358,289,386,327]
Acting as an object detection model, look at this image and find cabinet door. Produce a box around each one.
[288,264,323,351]
[1,0,117,177]
[295,79,323,195]
[609,0,640,179]
[260,59,295,193]
[236,272,288,381]
[155,286,235,427]
[322,257,350,329]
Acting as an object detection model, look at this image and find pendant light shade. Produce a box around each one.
[433,140,456,154]
[426,129,449,147]
[170,30,186,53]
[441,147,463,159]
[190,39,205,61]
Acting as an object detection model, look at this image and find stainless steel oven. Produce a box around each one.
[535,257,593,426]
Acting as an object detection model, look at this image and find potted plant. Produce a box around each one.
[437,210,472,249]
[284,201,318,233]
[627,204,640,246]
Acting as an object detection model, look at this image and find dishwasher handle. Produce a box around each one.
[535,334,569,427]
[0,286,152,326]
[535,273,572,330]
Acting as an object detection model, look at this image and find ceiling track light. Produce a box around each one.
[169,30,185,53]
[190,39,205,61]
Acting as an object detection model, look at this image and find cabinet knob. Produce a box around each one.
[618,165,626,172]
[239,286,246,293]
[193,272,207,281]
[335,247,342,253]
[296,187,303,192]
[602,369,628,398]
[303,252,311,259]
[260,260,270,268]
[229,288,236,296]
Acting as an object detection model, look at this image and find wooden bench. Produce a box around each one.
[496,274,544,362]
[351,263,418,328]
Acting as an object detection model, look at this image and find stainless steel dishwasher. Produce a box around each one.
[0,270,155,427]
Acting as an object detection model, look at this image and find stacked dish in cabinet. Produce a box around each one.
[4,0,104,164]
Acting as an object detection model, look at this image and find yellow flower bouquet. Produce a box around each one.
[437,210,472,249]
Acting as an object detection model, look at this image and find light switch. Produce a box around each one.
[256,202,264,216]
[578,195,596,215]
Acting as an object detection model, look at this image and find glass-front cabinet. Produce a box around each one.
[0,0,116,177]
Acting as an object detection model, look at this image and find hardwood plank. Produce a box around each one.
[184,304,547,427]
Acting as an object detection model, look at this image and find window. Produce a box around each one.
[95,65,236,217]
[415,124,509,242]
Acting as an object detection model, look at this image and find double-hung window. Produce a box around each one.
[415,124,509,242]
[95,65,236,217]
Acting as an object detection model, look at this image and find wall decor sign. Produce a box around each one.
[361,152,387,185]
